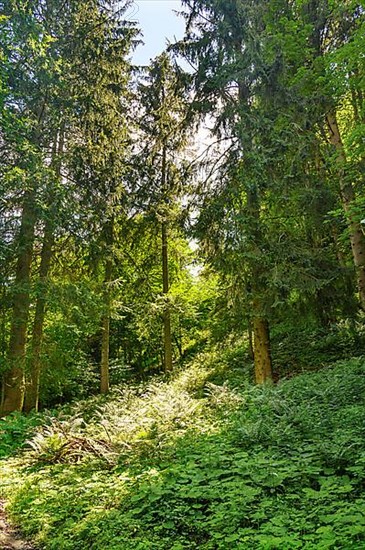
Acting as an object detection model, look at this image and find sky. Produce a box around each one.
[125,0,185,66]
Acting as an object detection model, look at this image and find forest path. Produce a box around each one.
[0,500,35,549]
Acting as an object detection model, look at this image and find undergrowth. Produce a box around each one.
[1,356,365,549]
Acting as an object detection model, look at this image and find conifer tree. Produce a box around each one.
[66,0,137,394]
[137,54,190,372]
[176,0,280,382]
[176,0,361,380]
[0,1,61,413]
[0,0,137,412]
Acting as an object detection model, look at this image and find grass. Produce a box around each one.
[1,356,365,549]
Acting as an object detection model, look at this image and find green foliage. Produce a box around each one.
[1,357,365,548]
[271,319,365,375]
[37,278,103,405]
[26,416,117,466]
[1,5,365,548]
[0,412,42,458]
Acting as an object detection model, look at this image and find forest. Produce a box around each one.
[0,0,365,548]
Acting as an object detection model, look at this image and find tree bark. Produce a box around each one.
[162,220,173,372]
[23,223,54,413]
[246,186,273,385]
[100,220,113,394]
[100,302,111,394]
[253,313,272,384]
[1,189,37,415]
[247,317,254,360]
[161,144,173,372]
[326,110,365,308]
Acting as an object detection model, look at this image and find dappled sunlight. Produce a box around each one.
[2,358,365,548]
[1,0,365,547]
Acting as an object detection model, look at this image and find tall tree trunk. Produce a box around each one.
[161,144,173,372]
[326,110,365,308]
[23,223,54,413]
[247,317,254,360]
[246,184,273,385]
[100,220,113,394]
[1,190,37,415]
[100,301,111,394]
[23,129,64,412]
[162,220,173,372]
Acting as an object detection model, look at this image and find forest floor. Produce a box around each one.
[0,500,35,550]
[1,353,365,549]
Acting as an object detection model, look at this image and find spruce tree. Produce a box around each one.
[137,53,190,372]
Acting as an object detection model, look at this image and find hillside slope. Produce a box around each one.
[1,357,365,549]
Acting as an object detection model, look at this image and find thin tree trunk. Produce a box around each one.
[23,224,54,413]
[100,304,111,394]
[174,332,183,359]
[247,317,254,360]
[1,190,37,415]
[350,67,364,125]
[100,220,113,394]
[331,224,346,268]
[23,129,64,412]
[162,220,173,372]
[326,110,365,308]
[161,144,173,372]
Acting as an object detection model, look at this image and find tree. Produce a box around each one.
[0,0,137,413]
[176,0,281,382]
[23,128,65,412]
[0,1,60,413]
[136,53,190,372]
[175,0,361,381]
[276,0,365,308]
[66,0,137,394]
